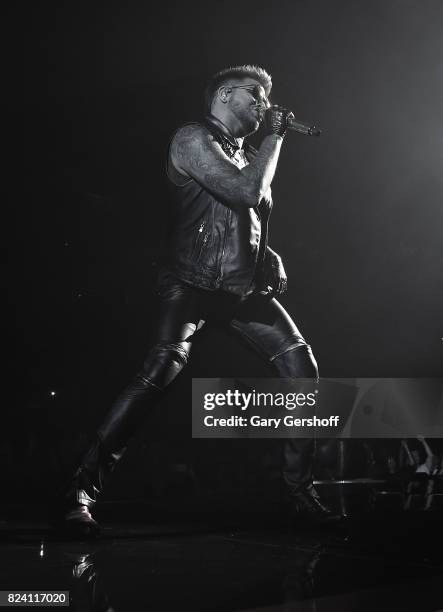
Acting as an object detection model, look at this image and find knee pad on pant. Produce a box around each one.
[271,343,319,379]
[93,342,189,465]
[139,342,190,390]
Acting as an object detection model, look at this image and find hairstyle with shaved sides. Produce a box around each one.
[204,64,272,114]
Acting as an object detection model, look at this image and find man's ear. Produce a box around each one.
[218,85,231,104]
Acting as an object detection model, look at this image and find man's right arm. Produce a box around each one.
[170,124,283,210]
[417,436,435,473]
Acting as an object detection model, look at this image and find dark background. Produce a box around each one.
[12,0,443,504]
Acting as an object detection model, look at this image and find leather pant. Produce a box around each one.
[66,275,319,507]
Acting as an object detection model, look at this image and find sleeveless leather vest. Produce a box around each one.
[163,115,272,296]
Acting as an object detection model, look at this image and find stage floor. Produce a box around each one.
[1,509,442,611]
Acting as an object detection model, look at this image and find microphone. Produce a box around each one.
[287,115,322,137]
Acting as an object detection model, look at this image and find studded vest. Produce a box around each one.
[163,115,272,296]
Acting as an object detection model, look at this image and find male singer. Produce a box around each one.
[59,65,338,536]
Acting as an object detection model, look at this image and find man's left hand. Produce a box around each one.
[265,252,288,296]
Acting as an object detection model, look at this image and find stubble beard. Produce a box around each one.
[236,105,261,137]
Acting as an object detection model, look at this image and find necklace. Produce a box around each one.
[207,115,241,149]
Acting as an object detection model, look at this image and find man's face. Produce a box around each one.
[225,78,270,135]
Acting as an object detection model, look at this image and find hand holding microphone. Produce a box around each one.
[265,104,321,137]
[264,105,294,137]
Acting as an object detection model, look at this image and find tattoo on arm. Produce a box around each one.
[170,124,283,209]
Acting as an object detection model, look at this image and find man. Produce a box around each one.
[59,65,337,536]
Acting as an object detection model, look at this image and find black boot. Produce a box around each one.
[289,487,342,525]
[60,504,101,538]
[56,375,162,537]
